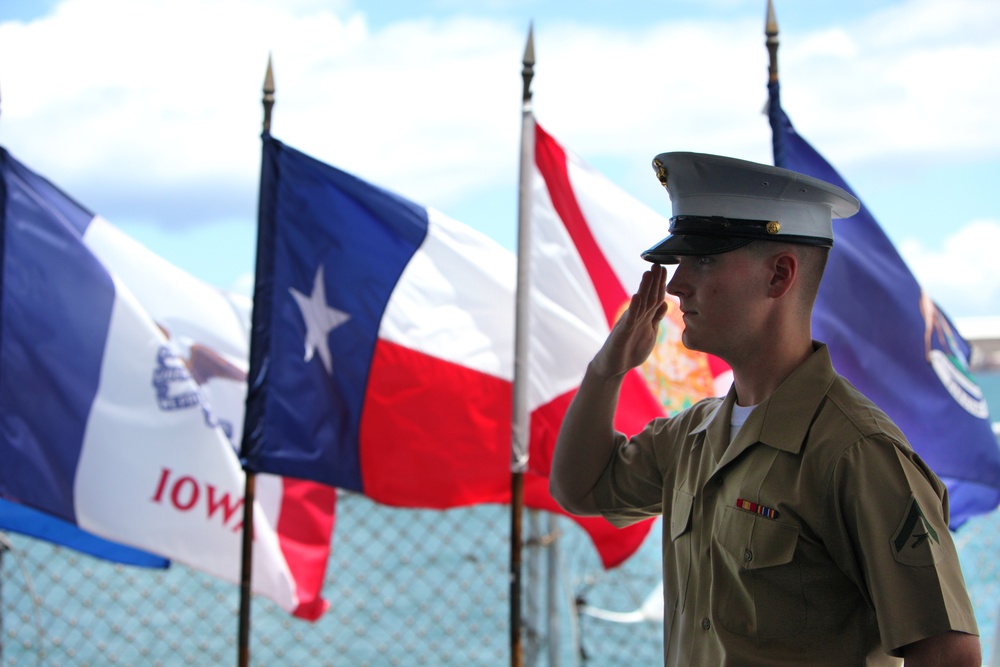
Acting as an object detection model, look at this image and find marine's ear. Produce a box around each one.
[767,251,798,300]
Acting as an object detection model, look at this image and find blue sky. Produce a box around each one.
[1,0,999,319]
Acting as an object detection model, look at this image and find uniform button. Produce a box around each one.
[743,549,753,563]
[701,618,712,631]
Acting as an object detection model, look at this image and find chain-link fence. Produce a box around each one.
[2,490,999,667]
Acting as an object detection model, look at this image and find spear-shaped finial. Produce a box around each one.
[262,53,275,134]
[765,0,780,84]
[521,23,535,105]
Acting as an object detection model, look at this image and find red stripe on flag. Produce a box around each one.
[523,471,654,569]
[527,375,663,479]
[361,341,659,570]
[707,354,731,380]
[535,124,629,327]
[528,383,660,569]
[359,339,512,508]
[274,477,337,621]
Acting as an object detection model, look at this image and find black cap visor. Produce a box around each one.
[641,233,753,264]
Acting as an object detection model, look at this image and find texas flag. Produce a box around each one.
[0,147,334,620]
[242,135,516,508]
[242,132,725,568]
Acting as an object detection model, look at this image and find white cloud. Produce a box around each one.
[4,0,998,211]
[778,0,1000,167]
[1,0,999,315]
[900,219,1000,317]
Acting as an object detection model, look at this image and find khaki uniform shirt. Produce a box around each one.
[592,344,978,666]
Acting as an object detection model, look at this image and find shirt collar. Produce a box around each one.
[691,342,838,456]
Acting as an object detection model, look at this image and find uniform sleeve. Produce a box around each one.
[825,435,979,655]
[590,418,670,528]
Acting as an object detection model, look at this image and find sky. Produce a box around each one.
[1,0,999,323]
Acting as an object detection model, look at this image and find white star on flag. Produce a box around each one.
[289,264,350,375]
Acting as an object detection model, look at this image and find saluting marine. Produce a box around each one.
[550,152,981,666]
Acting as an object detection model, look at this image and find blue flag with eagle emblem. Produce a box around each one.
[768,80,1000,528]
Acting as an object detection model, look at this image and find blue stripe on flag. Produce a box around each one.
[0,148,116,524]
[0,499,168,568]
[242,136,429,490]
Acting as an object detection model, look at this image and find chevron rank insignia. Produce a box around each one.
[891,496,941,566]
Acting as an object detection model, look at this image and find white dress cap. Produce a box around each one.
[642,152,860,264]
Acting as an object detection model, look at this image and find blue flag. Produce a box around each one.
[768,81,1000,528]
[0,148,166,568]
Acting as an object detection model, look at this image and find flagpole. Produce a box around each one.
[510,24,535,667]
[765,0,779,84]
[764,0,787,169]
[237,54,275,667]
[237,472,255,667]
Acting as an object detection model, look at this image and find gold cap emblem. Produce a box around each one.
[766,221,781,235]
[653,159,669,190]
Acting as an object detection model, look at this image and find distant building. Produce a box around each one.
[957,316,1000,372]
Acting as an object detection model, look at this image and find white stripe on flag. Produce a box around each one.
[72,273,297,611]
[378,207,516,380]
[563,148,670,289]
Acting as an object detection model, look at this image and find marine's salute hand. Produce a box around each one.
[592,264,668,378]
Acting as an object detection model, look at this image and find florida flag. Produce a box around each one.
[0,147,333,620]
[524,123,732,564]
[242,133,725,568]
[767,81,1000,527]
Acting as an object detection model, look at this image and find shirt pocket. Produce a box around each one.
[666,488,695,619]
[670,488,694,541]
[715,506,805,639]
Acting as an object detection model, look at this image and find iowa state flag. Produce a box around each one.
[0,499,168,568]
[768,81,1000,527]
[0,147,333,619]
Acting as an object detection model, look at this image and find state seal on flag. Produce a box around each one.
[616,297,717,416]
[920,290,989,419]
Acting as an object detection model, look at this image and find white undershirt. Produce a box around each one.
[729,403,757,444]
